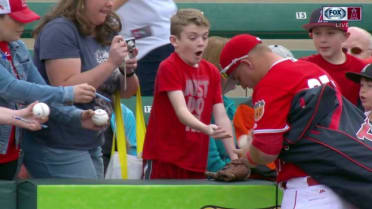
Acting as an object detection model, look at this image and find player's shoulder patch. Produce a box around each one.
[254,100,265,122]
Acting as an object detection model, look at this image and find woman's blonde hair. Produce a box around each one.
[203,36,229,69]
[33,0,121,45]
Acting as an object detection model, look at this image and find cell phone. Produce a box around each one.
[125,38,136,58]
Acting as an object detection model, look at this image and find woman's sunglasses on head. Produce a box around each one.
[342,47,363,55]
[219,54,249,78]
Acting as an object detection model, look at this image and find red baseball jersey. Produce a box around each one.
[251,58,339,182]
[142,52,223,172]
[301,53,365,105]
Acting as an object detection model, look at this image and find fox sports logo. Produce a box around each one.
[323,7,347,21]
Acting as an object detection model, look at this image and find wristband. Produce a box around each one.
[246,151,257,166]
[118,66,134,77]
[126,71,135,78]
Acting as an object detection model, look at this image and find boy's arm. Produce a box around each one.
[213,103,238,160]
[168,90,232,139]
[168,90,212,134]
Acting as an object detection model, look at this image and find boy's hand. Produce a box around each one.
[207,124,231,139]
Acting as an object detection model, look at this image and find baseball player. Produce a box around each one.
[219,34,356,209]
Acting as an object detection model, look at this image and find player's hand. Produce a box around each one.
[80,109,107,131]
[233,145,250,159]
[207,124,231,139]
[72,83,96,103]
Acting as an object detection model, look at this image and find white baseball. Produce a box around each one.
[238,135,249,148]
[207,124,218,135]
[32,102,50,118]
[92,109,109,126]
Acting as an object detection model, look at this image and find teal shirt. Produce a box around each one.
[111,104,137,156]
[207,96,236,172]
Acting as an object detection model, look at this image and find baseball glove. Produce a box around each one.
[205,159,251,182]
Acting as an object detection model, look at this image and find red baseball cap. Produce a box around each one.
[0,0,40,23]
[219,34,262,75]
[302,8,348,32]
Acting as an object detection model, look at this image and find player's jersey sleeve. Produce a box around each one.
[253,85,291,134]
[251,83,294,155]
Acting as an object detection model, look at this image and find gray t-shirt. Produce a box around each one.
[33,17,120,150]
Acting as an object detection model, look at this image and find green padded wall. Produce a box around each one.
[18,179,282,209]
[24,2,55,38]
[292,50,316,58]
[0,180,16,209]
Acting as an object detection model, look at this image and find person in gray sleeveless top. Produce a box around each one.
[24,0,139,179]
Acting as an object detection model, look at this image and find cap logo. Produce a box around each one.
[0,0,11,14]
[317,9,324,23]
[323,7,348,21]
[21,0,26,7]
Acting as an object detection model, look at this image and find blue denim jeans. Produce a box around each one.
[22,138,103,179]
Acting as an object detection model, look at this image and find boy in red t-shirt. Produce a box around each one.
[301,8,366,106]
[142,9,238,179]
